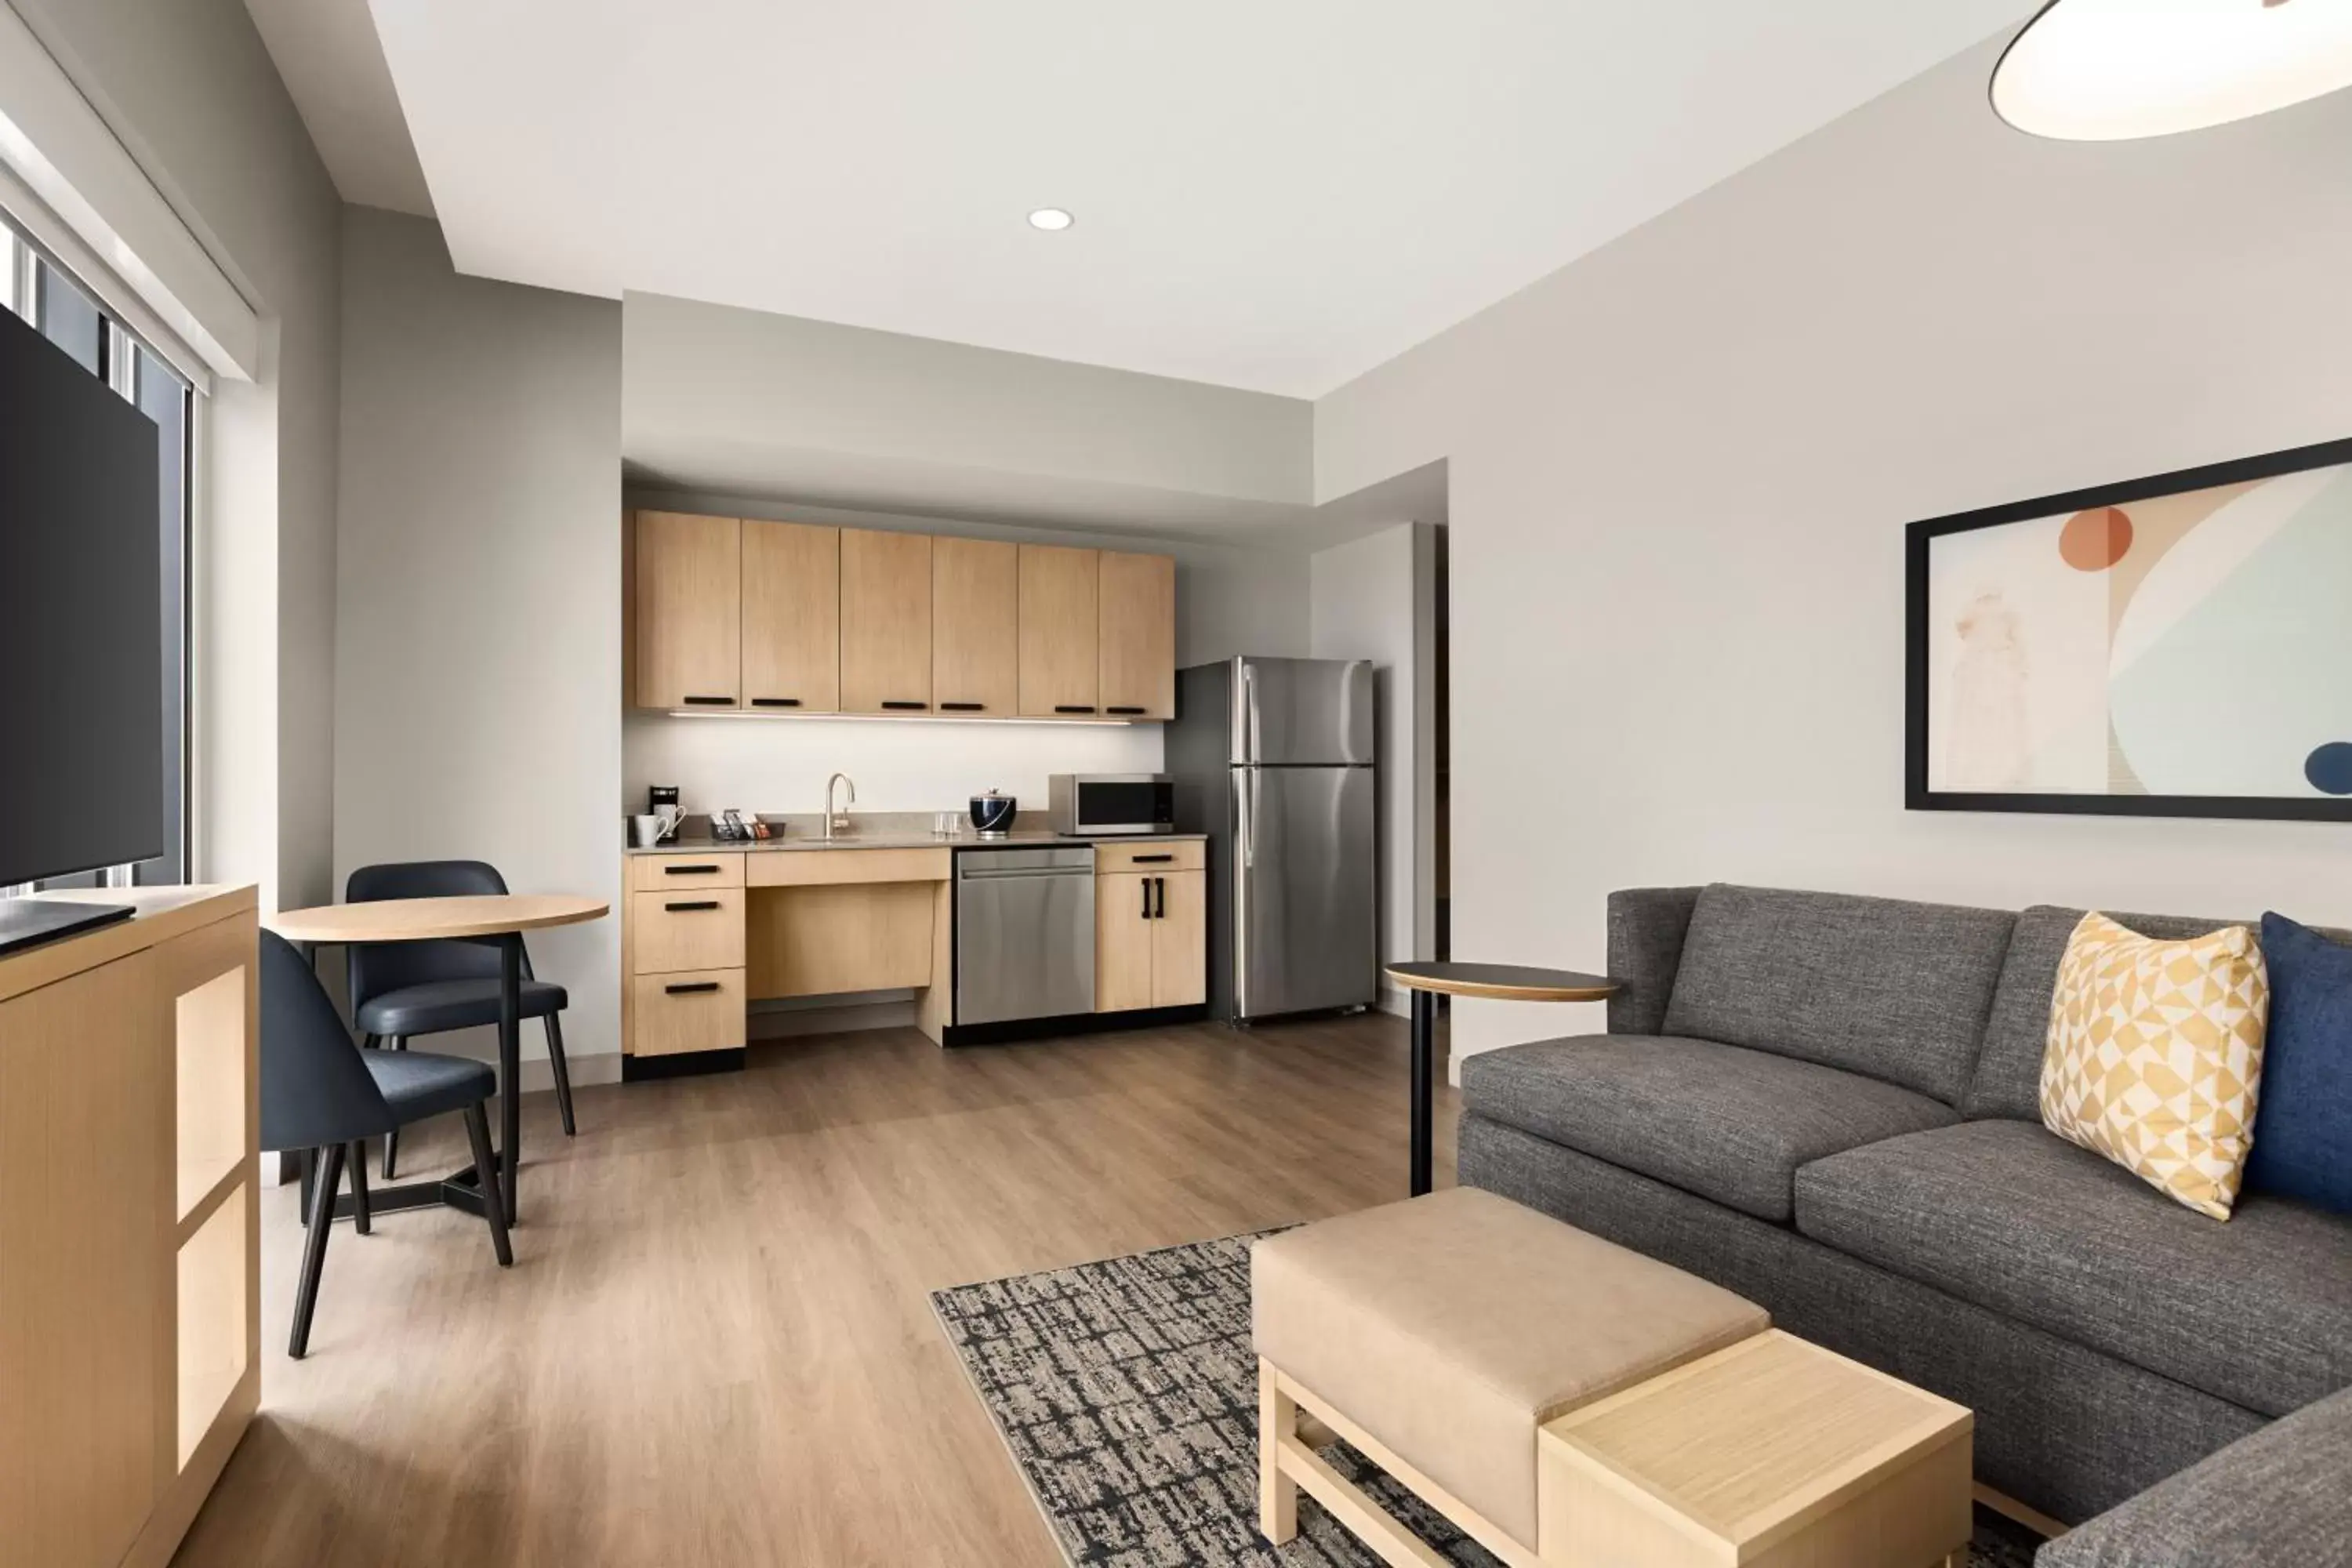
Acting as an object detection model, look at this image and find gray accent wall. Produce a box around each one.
[335,205,624,1064]
[1312,37,2352,1067]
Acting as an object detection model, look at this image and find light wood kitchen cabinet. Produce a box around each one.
[634,511,741,710]
[931,536,1018,717]
[1018,544,1100,716]
[741,520,839,713]
[1098,550,1176,719]
[840,528,933,713]
[1094,865,1206,1012]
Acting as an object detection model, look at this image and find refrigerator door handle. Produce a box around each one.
[1240,768,1258,869]
[1241,661,1260,764]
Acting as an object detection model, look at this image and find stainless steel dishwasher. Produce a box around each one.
[955,844,1095,1025]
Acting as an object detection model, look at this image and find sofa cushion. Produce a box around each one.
[1661,884,2015,1105]
[2244,912,2352,1215]
[1461,1034,1958,1223]
[1795,1119,2352,1418]
[1966,906,2352,1122]
[2036,1382,2352,1568]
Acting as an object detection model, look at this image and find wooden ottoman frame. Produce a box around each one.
[1261,1334,1974,1568]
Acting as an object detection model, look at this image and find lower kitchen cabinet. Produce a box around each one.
[1095,867,1205,1012]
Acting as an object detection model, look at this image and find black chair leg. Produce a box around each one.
[289,1142,346,1359]
[361,1033,379,1051]
[382,1037,405,1179]
[299,1145,318,1226]
[545,1013,576,1137]
[462,1102,514,1268]
[347,1141,372,1235]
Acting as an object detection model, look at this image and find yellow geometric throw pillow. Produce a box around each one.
[2040,913,2269,1221]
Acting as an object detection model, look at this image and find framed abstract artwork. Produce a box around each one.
[1907,437,2352,821]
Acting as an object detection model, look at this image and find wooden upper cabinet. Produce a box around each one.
[741,520,839,713]
[1098,551,1176,719]
[635,511,740,710]
[932,536,1018,717]
[1018,545,1100,716]
[839,528,933,713]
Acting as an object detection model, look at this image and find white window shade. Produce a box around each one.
[0,2,258,386]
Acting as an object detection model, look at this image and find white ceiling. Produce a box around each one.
[271,2,2032,397]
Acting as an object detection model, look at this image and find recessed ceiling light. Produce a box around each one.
[1992,0,2352,141]
[1027,208,1075,232]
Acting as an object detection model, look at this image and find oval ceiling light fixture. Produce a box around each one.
[1027,208,1075,232]
[1992,0,2352,140]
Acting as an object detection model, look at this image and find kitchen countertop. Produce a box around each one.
[625,830,1206,855]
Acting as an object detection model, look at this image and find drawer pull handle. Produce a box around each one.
[1106,706,1146,716]
[939,702,985,712]
[751,697,800,708]
[665,900,721,912]
[681,695,734,706]
[1054,705,1096,715]
[1131,853,1174,864]
[664,982,721,995]
[881,700,928,711]
[663,865,720,875]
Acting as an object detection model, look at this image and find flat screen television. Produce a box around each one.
[0,298,163,951]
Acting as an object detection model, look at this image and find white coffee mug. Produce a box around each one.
[630,814,663,848]
[655,803,684,840]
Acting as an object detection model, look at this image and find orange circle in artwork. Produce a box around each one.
[2060,506,2134,571]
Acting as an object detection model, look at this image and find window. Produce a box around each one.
[2,218,194,887]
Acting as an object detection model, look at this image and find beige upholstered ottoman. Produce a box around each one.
[1251,1187,1768,1566]
[1253,1189,1979,1566]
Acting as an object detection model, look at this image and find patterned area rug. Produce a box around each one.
[933,1230,2044,1568]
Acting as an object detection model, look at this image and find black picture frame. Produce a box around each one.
[1905,434,2352,822]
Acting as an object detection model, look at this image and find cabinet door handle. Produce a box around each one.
[1142,879,1153,920]
[751,697,800,708]
[1054,705,1096,715]
[1153,877,1166,920]
[1131,853,1174,864]
[681,695,734,706]
[881,700,928,711]
[663,865,721,875]
[938,702,985,713]
[1106,706,1146,716]
[664,982,720,995]
[664,900,720,912]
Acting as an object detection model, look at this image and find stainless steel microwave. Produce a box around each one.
[1048,774,1174,837]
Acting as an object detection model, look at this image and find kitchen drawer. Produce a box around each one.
[631,968,746,1056]
[630,852,745,891]
[1094,840,1203,874]
[631,889,746,973]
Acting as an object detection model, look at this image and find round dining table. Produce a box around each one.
[272,894,608,1225]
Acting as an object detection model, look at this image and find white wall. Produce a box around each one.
[1314,39,2352,1066]
[1310,521,1438,1005]
[622,290,1315,540]
[335,206,623,1066]
[16,0,343,911]
[622,493,1310,820]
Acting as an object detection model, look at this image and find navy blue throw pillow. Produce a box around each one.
[2245,913,2352,1215]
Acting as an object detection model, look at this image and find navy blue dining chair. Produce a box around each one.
[345,860,575,1179]
[260,929,511,1358]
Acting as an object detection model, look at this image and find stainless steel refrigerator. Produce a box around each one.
[1168,656,1377,1022]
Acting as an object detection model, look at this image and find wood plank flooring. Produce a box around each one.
[172,1012,1455,1567]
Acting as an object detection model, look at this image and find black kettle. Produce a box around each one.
[968,789,1016,837]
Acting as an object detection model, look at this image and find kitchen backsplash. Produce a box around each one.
[622,710,1162,819]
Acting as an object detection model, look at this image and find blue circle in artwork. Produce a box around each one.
[2307,742,2352,797]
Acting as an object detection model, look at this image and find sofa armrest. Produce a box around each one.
[1605,887,1702,1035]
[2037,1384,2352,1568]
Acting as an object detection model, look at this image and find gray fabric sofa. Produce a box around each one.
[1457,884,2352,1534]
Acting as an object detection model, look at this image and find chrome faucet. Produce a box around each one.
[824,772,857,839]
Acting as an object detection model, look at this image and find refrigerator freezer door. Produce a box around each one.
[1233,764,1376,1018]
[1236,657,1374,766]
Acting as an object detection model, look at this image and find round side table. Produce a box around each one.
[1384,962,1619,1197]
